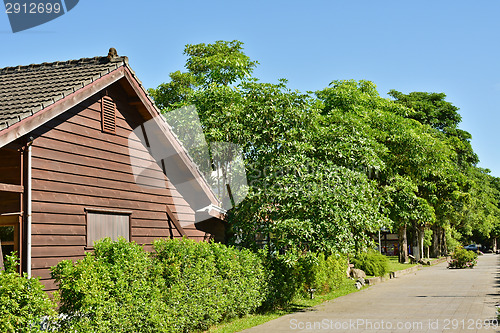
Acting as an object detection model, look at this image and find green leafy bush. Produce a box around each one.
[52,238,266,332]
[448,247,478,269]
[51,238,348,329]
[153,238,266,331]
[258,250,301,310]
[297,252,347,296]
[351,250,389,276]
[259,250,347,309]
[52,238,168,332]
[0,253,56,333]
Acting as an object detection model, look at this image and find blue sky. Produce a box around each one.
[2,1,500,176]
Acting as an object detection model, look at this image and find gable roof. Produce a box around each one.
[0,55,125,131]
[0,49,223,216]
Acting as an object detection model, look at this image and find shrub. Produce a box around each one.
[0,253,56,333]
[51,238,168,332]
[52,238,266,332]
[51,237,348,330]
[298,252,347,296]
[259,250,347,309]
[258,250,301,310]
[153,238,266,331]
[448,247,478,269]
[351,250,389,276]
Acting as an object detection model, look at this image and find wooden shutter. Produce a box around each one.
[101,95,116,134]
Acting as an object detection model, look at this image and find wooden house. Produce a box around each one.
[0,48,225,290]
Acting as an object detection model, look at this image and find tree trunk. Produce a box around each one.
[493,238,497,253]
[440,228,447,256]
[431,225,440,258]
[416,226,424,261]
[398,224,408,263]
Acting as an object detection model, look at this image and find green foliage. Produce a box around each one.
[351,250,389,277]
[445,227,462,253]
[152,238,265,331]
[52,238,168,332]
[448,247,478,269]
[3,251,19,274]
[258,250,347,310]
[423,229,433,248]
[231,163,387,254]
[150,40,500,261]
[184,40,258,87]
[388,90,462,131]
[52,238,266,333]
[297,252,347,296]
[0,253,56,333]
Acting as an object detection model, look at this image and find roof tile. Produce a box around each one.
[0,55,126,131]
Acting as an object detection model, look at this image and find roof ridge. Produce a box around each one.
[0,55,127,74]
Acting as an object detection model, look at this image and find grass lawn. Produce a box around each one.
[206,278,359,333]
[386,256,417,272]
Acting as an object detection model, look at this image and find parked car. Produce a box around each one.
[464,244,478,253]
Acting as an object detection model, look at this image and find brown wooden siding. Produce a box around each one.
[30,83,208,291]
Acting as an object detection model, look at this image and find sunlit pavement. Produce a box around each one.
[241,254,500,332]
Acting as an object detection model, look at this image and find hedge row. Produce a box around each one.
[1,239,347,332]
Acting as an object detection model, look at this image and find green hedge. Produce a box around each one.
[0,238,350,332]
[260,250,347,309]
[153,238,266,331]
[0,253,56,333]
[51,238,266,332]
[351,250,389,276]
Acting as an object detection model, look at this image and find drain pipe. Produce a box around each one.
[26,140,32,277]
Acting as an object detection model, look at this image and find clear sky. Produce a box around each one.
[2,1,500,176]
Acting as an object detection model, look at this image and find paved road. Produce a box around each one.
[242,254,500,333]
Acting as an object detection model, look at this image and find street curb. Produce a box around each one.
[366,265,422,285]
[428,257,449,266]
[365,257,449,286]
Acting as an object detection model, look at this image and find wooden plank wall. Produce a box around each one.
[29,83,208,291]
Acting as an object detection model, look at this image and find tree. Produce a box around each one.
[388,90,462,132]
[317,80,453,262]
[150,43,386,254]
[149,41,497,262]
[388,89,487,256]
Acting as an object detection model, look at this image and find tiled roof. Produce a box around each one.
[0,54,127,130]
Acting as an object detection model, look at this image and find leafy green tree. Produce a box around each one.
[150,40,498,263]
[388,90,462,132]
[150,43,386,254]
[388,89,493,256]
[317,80,454,262]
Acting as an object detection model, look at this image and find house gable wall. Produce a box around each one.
[28,83,208,291]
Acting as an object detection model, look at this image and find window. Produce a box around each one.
[0,225,14,269]
[86,209,131,248]
[101,95,116,134]
[0,215,19,270]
